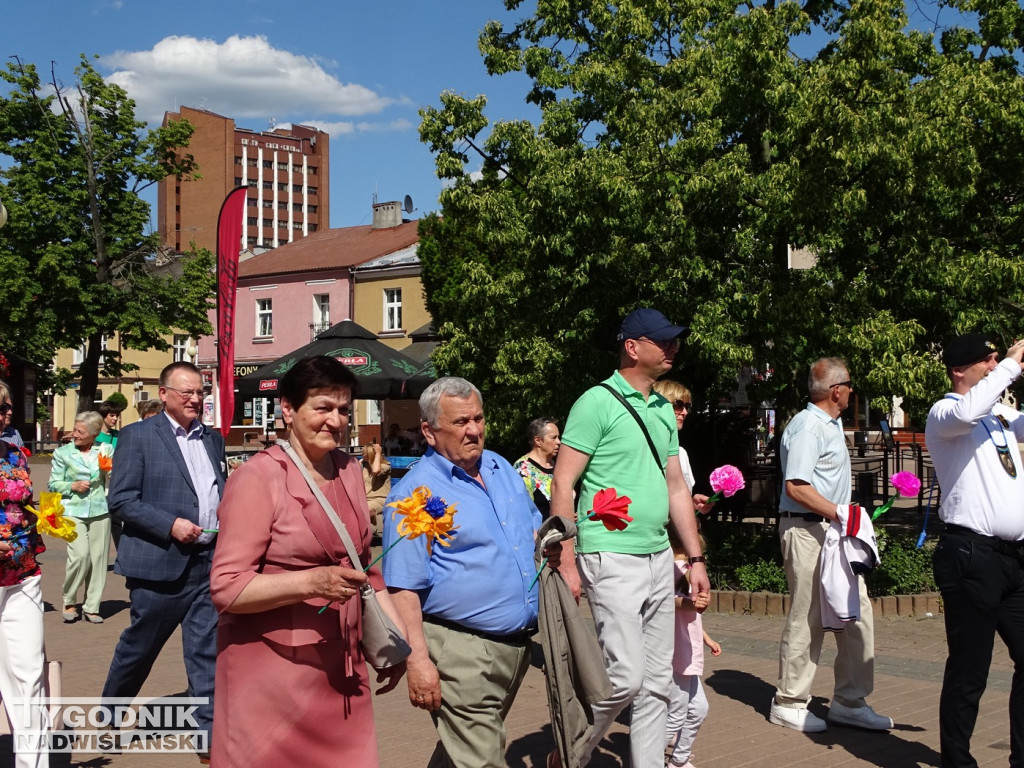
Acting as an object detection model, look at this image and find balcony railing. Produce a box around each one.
[309,321,331,340]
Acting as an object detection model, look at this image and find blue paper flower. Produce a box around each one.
[424,495,448,519]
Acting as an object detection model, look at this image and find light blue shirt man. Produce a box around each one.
[779,402,852,514]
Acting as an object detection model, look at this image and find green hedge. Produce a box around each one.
[700,521,936,597]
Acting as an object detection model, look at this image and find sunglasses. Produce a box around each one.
[0,403,12,415]
[672,400,692,411]
[829,380,852,389]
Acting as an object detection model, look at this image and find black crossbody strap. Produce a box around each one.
[598,383,665,477]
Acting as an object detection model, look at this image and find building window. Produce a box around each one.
[172,334,190,362]
[247,179,258,188]
[72,335,107,367]
[311,294,330,337]
[256,299,273,337]
[383,288,402,332]
[309,224,317,233]
[248,158,258,167]
[247,217,258,226]
[309,186,318,195]
[234,156,242,165]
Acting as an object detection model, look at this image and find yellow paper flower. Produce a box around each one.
[389,485,457,554]
[28,492,78,542]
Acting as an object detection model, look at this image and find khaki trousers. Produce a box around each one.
[61,514,111,614]
[423,621,531,768]
[775,518,874,708]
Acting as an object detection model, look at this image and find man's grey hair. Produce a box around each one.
[808,357,849,401]
[419,377,483,428]
[75,411,105,438]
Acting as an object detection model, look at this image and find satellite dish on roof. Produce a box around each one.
[403,195,415,214]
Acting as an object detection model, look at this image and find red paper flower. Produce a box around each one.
[585,487,633,531]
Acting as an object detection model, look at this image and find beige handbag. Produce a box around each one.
[277,441,411,671]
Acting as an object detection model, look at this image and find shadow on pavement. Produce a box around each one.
[705,668,941,768]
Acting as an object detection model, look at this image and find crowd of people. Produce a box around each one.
[0,312,1022,768]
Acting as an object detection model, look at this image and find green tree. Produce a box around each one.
[419,0,1024,452]
[0,56,214,408]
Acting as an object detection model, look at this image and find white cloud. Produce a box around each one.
[354,118,415,133]
[103,35,396,127]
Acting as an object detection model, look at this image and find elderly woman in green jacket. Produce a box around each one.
[48,411,110,623]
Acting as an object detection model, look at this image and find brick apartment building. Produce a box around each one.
[158,106,329,254]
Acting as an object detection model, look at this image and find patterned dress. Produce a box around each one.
[0,445,43,587]
[515,455,554,518]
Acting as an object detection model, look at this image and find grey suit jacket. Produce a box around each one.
[108,414,227,582]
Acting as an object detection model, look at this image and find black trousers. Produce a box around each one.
[933,530,1024,768]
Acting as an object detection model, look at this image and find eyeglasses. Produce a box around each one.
[0,403,11,415]
[672,400,692,411]
[163,386,204,400]
[830,380,853,390]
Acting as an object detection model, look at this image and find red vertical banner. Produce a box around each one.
[216,187,248,439]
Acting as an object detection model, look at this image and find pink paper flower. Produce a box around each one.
[709,465,746,498]
[890,472,921,497]
[872,472,922,520]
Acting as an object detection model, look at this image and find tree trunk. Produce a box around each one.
[76,332,104,412]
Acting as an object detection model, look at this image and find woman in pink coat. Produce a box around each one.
[210,357,405,767]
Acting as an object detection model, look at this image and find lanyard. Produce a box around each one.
[945,395,1018,478]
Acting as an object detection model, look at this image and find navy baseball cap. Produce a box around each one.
[942,333,998,368]
[617,308,688,342]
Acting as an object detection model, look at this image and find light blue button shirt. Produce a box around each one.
[382,447,542,635]
[779,403,851,512]
[165,413,220,544]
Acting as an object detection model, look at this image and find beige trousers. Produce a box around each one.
[423,621,531,768]
[775,518,874,708]
[61,514,111,614]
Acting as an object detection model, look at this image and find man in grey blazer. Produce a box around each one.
[100,362,226,759]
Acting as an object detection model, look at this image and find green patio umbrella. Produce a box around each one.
[235,319,434,399]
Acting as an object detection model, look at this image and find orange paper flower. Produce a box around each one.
[389,485,457,553]
[28,492,77,542]
[97,454,113,473]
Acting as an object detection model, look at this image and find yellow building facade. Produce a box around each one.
[350,248,431,445]
[48,333,191,438]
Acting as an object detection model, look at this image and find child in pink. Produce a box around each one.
[666,553,722,768]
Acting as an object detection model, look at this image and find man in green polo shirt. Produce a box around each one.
[551,308,709,768]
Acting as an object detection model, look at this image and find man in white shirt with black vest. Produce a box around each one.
[926,333,1024,768]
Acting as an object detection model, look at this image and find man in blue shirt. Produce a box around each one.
[383,377,549,768]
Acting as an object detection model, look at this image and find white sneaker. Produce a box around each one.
[827,701,893,730]
[769,702,827,732]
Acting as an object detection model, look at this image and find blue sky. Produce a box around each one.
[4,0,540,227]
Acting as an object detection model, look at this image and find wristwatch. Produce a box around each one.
[689,556,706,564]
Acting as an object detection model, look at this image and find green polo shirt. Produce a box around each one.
[561,371,679,554]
